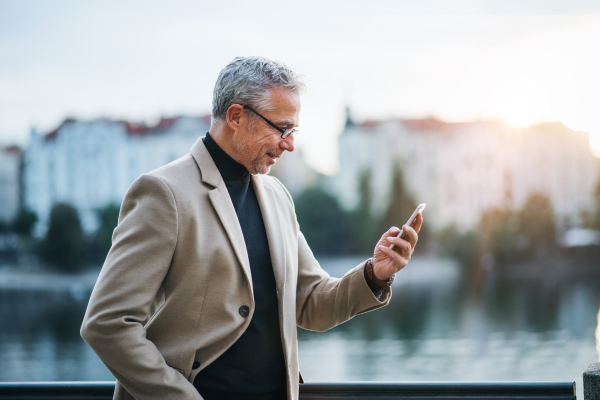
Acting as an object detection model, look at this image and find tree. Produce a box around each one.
[295,187,354,255]
[38,203,86,272]
[437,224,480,268]
[377,164,428,251]
[88,203,120,263]
[352,169,378,253]
[478,208,522,263]
[477,193,555,264]
[593,175,600,229]
[11,209,38,237]
[519,193,555,258]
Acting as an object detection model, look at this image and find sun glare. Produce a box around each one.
[563,119,600,158]
[589,133,600,158]
[503,100,547,129]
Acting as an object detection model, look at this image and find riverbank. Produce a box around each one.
[1,251,597,293]
[0,254,460,292]
[496,253,600,280]
[0,266,99,292]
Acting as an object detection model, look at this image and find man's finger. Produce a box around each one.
[381,226,401,240]
[412,212,423,233]
[401,224,418,248]
[378,243,403,261]
[386,235,412,255]
[378,244,408,268]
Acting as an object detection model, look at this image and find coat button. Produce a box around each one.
[192,362,200,369]
[239,305,250,317]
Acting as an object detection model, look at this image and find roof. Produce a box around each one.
[45,118,77,141]
[45,115,212,140]
[355,117,448,132]
[401,118,448,131]
[1,145,23,155]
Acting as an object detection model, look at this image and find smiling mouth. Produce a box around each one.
[267,152,282,161]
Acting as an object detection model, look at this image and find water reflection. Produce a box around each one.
[0,289,87,341]
[297,256,600,400]
[0,287,114,381]
[596,307,600,359]
[0,255,598,399]
[296,257,600,341]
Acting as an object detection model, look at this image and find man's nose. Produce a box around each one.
[279,135,295,152]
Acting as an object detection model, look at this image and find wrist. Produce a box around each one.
[365,258,394,289]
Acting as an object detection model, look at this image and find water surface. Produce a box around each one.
[0,256,597,399]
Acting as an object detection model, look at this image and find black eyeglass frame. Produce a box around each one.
[239,104,299,139]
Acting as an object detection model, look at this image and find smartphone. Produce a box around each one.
[389,203,426,251]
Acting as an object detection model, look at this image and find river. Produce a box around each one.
[0,255,598,399]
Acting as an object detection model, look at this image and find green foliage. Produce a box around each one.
[519,194,555,258]
[352,169,378,253]
[295,187,354,255]
[88,203,120,263]
[294,164,429,256]
[594,174,600,229]
[479,208,523,263]
[436,225,480,268]
[10,209,38,237]
[438,193,557,268]
[377,164,429,252]
[38,203,86,272]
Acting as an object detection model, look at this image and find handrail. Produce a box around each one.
[300,382,576,399]
[0,381,576,400]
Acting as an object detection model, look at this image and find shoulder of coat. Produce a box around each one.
[143,153,205,195]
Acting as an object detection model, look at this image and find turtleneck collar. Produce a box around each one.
[203,132,249,181]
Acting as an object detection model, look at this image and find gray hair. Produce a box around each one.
[211,56,306,124]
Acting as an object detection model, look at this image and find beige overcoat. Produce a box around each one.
[80,137,391,400]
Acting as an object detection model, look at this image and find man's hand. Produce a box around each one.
[372,213,423,280]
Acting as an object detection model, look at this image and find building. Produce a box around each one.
[268,146,317,198]
[333,111,599,232]
[24,116,316,235]
[0,146,22,224]
[24,116,211,235]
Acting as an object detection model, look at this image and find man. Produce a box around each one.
[81,56,422,400]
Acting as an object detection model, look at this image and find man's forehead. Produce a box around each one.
[269,87,301,106]
[267,88,301,125]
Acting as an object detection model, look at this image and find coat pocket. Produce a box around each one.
[144,302,166,328]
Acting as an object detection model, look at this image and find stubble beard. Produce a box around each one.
[232,130,270,175]
[248,155,270,175]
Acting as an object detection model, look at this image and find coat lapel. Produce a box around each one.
[191,137,253,293]
[252,174,287,297]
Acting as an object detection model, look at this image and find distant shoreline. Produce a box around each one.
[0,252,598,293]
[493,254,600,280]
[0,267,99,292]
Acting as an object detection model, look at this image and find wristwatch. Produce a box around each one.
[365,258,394,289]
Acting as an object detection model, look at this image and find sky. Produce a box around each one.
[1,0,599,174]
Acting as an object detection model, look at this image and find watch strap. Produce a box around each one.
[365,258,394,289]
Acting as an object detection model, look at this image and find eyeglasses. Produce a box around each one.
[240,104,299,139]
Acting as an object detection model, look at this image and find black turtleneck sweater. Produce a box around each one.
[193,133,287,400]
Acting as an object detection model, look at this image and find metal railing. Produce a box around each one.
[0,381,576,400]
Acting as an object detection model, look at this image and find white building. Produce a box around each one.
[24,116,211,235]
[0,146,22,224]
[333,112,599,232]
[24,116,315,235]
[268,146,317,198]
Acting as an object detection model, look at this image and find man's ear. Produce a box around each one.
[226,104,244,132]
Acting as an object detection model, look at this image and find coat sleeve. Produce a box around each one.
[264,177,392,332]
[295,230,391,332]
[80,174,201,400]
